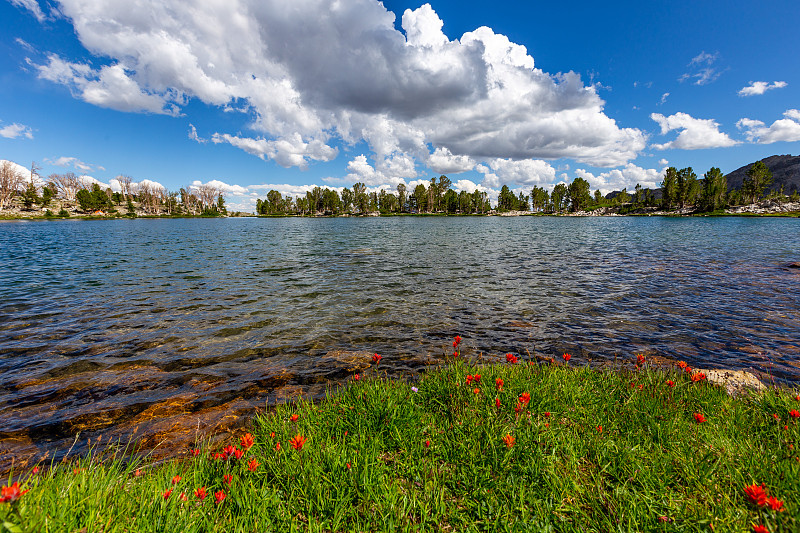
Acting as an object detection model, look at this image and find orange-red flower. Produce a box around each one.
[32,466,39,475]
[667,380,675,387]
[275,442,281,451]
[171,475,181,485]
[502,434,515,448]
[465,374,474,385]
[474,374,481,383]
[505,353,518,364]
[684,366,692,374]
[372,353,382,364]
[290,414,299,422]
[766,496,784,512]
[495,397,501,408]
[691,372,706,382]
[693,413,706,424]
[453,335,462,348]
[134,469,141,477]
[596,425,602,433]
[270,432,276,438]
[346,462,351,470]
[290,434,307,451]
[562,353,571,363]
[247,458,259,472]
[163,489,172,499]
[495,378,504,391]
[514,402,522,414]
[677,361,687,369]
[636,354,646,366]
[240,433,254,450]
[179,492,187,501]
[744,484,768,506]
[424,440,431,448]
[752,525,768,533]
[352,373,360,381]
[194,486,207,500]
[223,474,233,485]
[473,387,480,395]
[190,448,200,457]
[0,482,28,503]
[789,409,800,419]
[214,490,226,504]
[544,412,550,418]
[519,392,530,405]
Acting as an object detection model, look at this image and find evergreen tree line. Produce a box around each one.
[256,176,491,215]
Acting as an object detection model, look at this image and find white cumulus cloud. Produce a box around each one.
[738,81,788,97]
[34,0,645,172]
[737,109,800,144]
[650,112,738,150]
[476,158,556,189]
[0,122,34,139]
[575,163,665,195]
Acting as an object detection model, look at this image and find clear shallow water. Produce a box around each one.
[1,216,799,465]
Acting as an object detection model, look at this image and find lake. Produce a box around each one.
[1,216,799,467]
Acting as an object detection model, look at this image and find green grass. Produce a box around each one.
[2,360,799,532]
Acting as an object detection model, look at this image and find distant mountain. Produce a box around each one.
[724,154,800,194]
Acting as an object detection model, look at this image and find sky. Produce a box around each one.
[1,0,799,211]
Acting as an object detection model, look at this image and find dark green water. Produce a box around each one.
[1,216,799,462]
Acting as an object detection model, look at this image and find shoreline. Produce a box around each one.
[1,359,797,531]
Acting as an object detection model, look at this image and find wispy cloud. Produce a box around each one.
[738,81,787,97]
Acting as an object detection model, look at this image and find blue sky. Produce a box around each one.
[1,0,798,210]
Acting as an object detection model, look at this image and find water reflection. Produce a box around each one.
[1,216,799,469]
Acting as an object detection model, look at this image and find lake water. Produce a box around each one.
[1,216,799,467]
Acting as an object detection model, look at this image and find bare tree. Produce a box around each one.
[195,183,220,211]
[116,175,133,200]
[135,182,162,214]
[48,172,83,200]
[0,161,24,210]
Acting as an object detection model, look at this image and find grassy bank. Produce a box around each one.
[2,358,799,532]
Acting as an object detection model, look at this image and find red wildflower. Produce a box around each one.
[372,353,382,364]
[32,466,39,475]
[346,462,351,470]
[752,525,768,533]
[214,491,226,504]
[597,426,603,433]
[240,433,254,450]
[453,351,459,357]
[465,374,473,385]
[636,354,646,366]
[744,484,768,506]
[789,409,800,419]
[691,372,706,382]
[223,474,233,485]
[495,397,501,408]
[275,442,281,451]
[773,413,779,420]
[352,373,360,381]
[270,432,276,438]
[766,496,784,512]
[684,366,692,374]
[424,440,431,448]
[290,434,307,451]
[179,492,187,501]
[171,475,181,485]
[562,353,571,363]
[194,486,207,500]
[190,448,200,457]
[694,413,707,424]
[544,423,549,427]
[453,335,462,348]
[290,414,299,422]
[222,445,237,459]
[473,387,480,395]
[0,482,28,503]
[134,469,141,477]
[677,361,687,369]
[474,374,481,383]
[502,434,515,448]
[163,489,172,499]
[495,378,504,391]
[519,392,531,405]
[248,459,259,472]
[514,401,522,414]
[505,353,518,364]
[544,412,550,418]
[795,395,800,401]
[667,380,675,387]
[638,384,644,390]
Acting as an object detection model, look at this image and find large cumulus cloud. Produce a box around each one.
[33,0,645,182]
